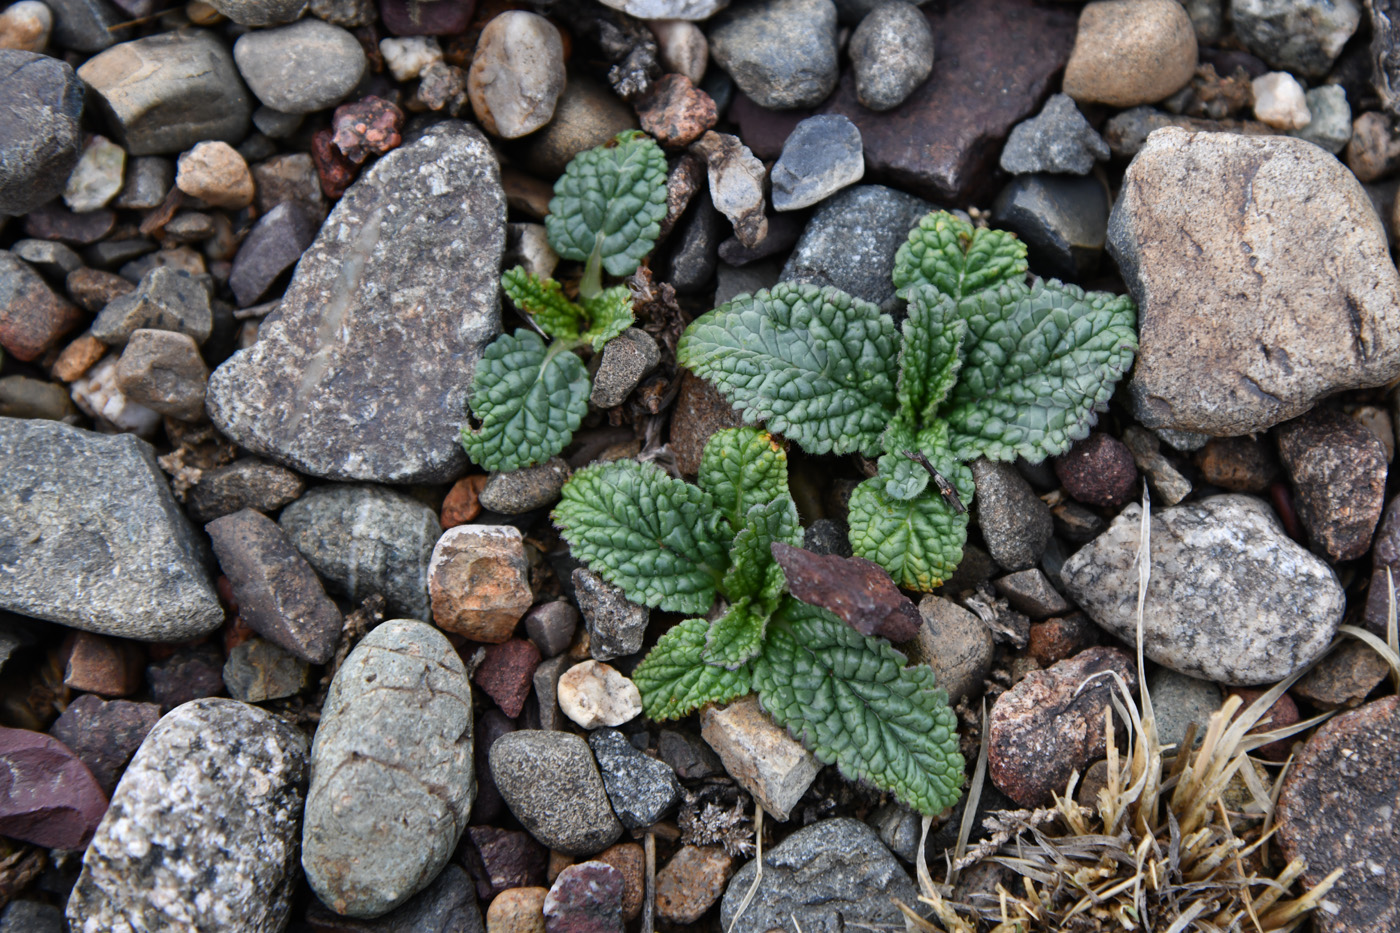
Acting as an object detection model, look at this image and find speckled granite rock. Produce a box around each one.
[65,699,309,933]
[490,731,623,856]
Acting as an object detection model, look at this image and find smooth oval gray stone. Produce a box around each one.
[66,698,309,933]
[303,620,475,918]
[233,19,367,114]
[489,730,623,856]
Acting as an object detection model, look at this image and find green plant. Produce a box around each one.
[553,426,965,816]
[460,131,669,472]
[676,211,1138,591]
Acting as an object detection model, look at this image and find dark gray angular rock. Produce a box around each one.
[480,458,571,515]
[45,0,128,51]
[112,155,173,210]
[780,184,931,315]
[278,484,439,620]
[848,0,935,111]
[992,173,1109,282]
[208,121,505,484]
[77,30,252,156]
[207,509,342,664]
[10,239,82,277]
[999,93,1110,175]
[0,51,84,217]
[1231,0,1360,78]
[720,819,916,933]
[0,418,223,641]
[233,19,367,115]
[229,200,320,307]
[1061,495,1344,685]
[573,568,648,662]
[709,0,839,110]
[303,620,475,918]
[971,459,1052,572]
[524,600,579,658]
[588,729,681,830]
[992,568,1070,619]
[490,730,624,856]
[186,458,306,525]
[91,266,212,347]
[803,518,852,557]
[589,329,661,408]
[532,654,570,731]
[661,190,723,293]
[770,115,864,211]
[66,699,309,933]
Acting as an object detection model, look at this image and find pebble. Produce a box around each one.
[177,140,255,210]
[488,887,548,933]
[77,30,252,155]
[1196,435,1278,492]
[65,270,130,316]
[222,637,310,701]
[661,191,722,292]
[988,646,1136,806]
[972,460,1052,573]
[473,711,515,825]
[1112,131,1400,435]
[525,601,580,658]
[572,568,648,662]
[992,568,1070,619]
[490,731,624,856]
[279,484,438,620]
[475,639,541,719]
[1346,111,1400,183]
[770,114,864,212]
[1292,639,1391,709]
[1291,81,1349,153]
[991,173,1110,281]
[207,122,505,484]
[379,35,442,82]
[657,728,723,780]
[637,74,717,149]
[544,862,623,933]
[1120,425,1192,506]
[1252,71,1310,129]
[62,632,141,697]
[595,844,644,921]
[66,699,308,932]
[0,726,107,850]
[720,819,916,933]
[332,96,405,164]
[1276,407,1388,562]
[1063,0,1196,107]
[228,200,319,307]
[903,595,994,704]
[1231,0,1360,78]
[650,19,707,83]
[1062,495,1344,685]
[46,0,129,51]
[11,239,81,277]
[207,0,306,25]
[521,73,638,178]
[48,695,160,795]
[1365,495,1400,633]
[467,826,548,900]
[699,695,819,821]
[233,19,366,115]
[429,525,533,642]
[656,846,735,924]
[1053,432,1137,507]
[589,329,661,408]
[468,12,566,139]
[63,136,126,213]
[0,1,52,52]
[0,375,74,421]
[709,0,838,110]
[145,643,225,710]
[1276,695,1400,933]
[480,459,572,515]
[0,419,223,639]
[1147,666,1220,749]
[588,729,679,831]
[305,863,485,933]
[558,662,642,730]
[304,620,475,918]
[112,328,208,421]
[597,0,727,16]
[532,655,570,731]
[69,356,161,436]
[0,251,83,362]
[113,155,172,209]
[1027,612,1100,666]
[770,541,919,641]
[441,474,487,528]
[848,0,934,111]
[92,266,212,348]
[1000,92,1109,175]
[691,130,768,248]
[187,459,305,525]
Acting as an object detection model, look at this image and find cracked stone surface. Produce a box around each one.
[302,619,475,918]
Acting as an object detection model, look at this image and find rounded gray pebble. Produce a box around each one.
[490,730,623,856]
[848,0,934,111]
[234,19,367,114]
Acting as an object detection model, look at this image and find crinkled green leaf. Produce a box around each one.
[897,285,965,425]
[698,427,791,535]
[848,456,972,591]
[677,283,901,456]
[581,285,635,352]
[944,280,1138,462]
[634,618,753,720]
[553,459,728,614]
[500,266,583,341]
[546,131,669,277]
[703,598,768,669]
[460,331,589,472]
[893,211,1028,301]
[754,600,965,816]
[722,498,801,602]
[877,418,927,500]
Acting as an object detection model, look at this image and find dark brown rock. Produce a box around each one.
[655,845,735,924]
[62,632,144,697]
[21,202,116,244]
[1226,687,1299,762]
[65,267,135,313]
[636,74,717,149]
[988,646,1137,807]
[770,541,919,641]
[593,843,643,922]
[441,474,488,528]
[544,862,623,933]
[669,371,742,475]
[186,458,307,525]
[228,200,321,307]
[1365,494,1400,634]
[1196,435,1279,492]
[1027,613,1100,667]
[1292,640,1392,709]
[0,250,84,362]
[145,643,226,710]
[47,693,161,795]
[820,0,1076,203]
[474,639,542,719]
[1054,432,1138,508]
[206,509,342,665]
[465,825,548,900]
[1277,695,1400,933]
[472,709,515,825]
[1276,407,1388,562]
[312,126,358,199]
[0,725,108,849]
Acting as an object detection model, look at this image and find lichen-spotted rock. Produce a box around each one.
[65,698,309,933]
[206,119,504,484]
[302,619,475,918]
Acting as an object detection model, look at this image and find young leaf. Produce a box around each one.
[460,331,589,472]
[847,455,973,591]
[703,598,768,669]
[546,131,669,277]
[501,266,584,340]
[877,420,928,500]
[677,283,901,457]
[754,600,965,816]
[580,285,636,351]
[943,280,1138,463]
[722,498,801,602]
[634,618,753,720]
[897,285,965,425]
[698,427,791,535]
[553,459,729,614]
[893,211,1028,301]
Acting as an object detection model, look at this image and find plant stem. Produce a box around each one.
[580,235,604,303]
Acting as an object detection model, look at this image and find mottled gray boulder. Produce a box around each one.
[1110,129,1400,435]
[1061,495,1344,685]
[207,120,504,484]
[279,484,438,620]
[490,731,623,856]
[303,620,475,918]
[0,418,223,641]
[0,51,84,217]
[1230,0,1360,78]
[66,699,309,933]
[720,819,916,933]
[709,0,839,110]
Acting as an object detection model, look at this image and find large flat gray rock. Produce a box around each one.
[0,418,222,641]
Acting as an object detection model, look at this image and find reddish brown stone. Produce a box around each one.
[62,632,144,697]
[655,845,735,924]
[636,75,717,149]
[1226,687,1300,762]
[22,203,116,244]
[474,638,542,719]
[311,127,359,200]
[51,332,108,382]
[332,96,406,165]
[1277,407,1389,562]
[0,253,83,363]
[1292,640,1391,710]
[1027,613,1100,667]
[442,474,489,528]
[1054,432,1139,508]
[65,268,136,314]
[770,541,920,642]
[466,825,549,899]
[669,371,742,476]
[48,694,161,796]
[592,843,643,922]
[0,726,108,850]
[1195,435,1279,492]
[821,0,1077,203]
[544,861,623,933]
[1365,495,1400,635]
[380,0,475,35]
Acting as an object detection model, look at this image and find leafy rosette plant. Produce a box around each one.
[460,130,668,472]
[677,212,1138,590]
[553,427,965,817]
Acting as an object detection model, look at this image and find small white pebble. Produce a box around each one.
[379,35,442,82]
[557,660,642,729]
[1252,71,1311,130]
